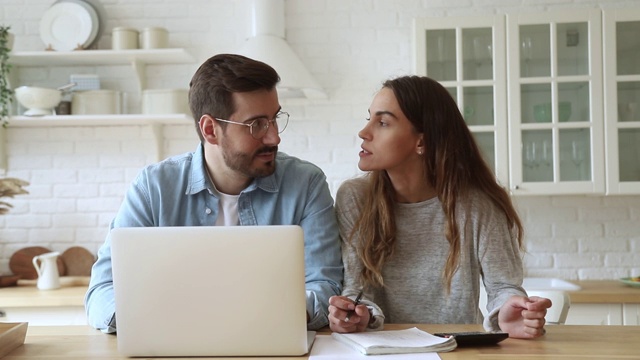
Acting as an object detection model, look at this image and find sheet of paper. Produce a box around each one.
[309,335,442,360]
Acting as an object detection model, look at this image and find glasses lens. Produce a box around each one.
[276,112,289,134]
[250,112,289,139]
[249,118,268,139]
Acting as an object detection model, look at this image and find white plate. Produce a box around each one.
[39,0,99,51]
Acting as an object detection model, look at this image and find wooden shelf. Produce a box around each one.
[3,49,198,172]
[8,114,193,127]
[9,48,195,67]
[9,48,196,93]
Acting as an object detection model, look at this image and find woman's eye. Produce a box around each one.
[378,120,388,127]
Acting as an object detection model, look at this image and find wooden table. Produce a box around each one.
[4,323,640,359]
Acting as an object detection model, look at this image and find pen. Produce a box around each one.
[344,290,363,323]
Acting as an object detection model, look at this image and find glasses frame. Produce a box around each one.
[214,111,289,139]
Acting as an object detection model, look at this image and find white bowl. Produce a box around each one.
[15,86,62,116]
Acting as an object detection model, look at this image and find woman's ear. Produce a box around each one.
[416,134,425,155]
[199,114,219,145]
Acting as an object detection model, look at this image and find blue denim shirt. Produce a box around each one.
[84,144,343,332]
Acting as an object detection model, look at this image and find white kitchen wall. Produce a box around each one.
[0,0,638,279]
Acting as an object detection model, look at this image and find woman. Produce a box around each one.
[328,75,550,339]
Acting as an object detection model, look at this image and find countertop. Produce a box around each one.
[5,323,640,359]
[1,278,638,308]
[570,280,640,303]
[0,277,89,308]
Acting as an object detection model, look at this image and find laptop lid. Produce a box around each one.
[111,225,309,357]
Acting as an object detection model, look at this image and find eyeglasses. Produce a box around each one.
[214,111,289,139]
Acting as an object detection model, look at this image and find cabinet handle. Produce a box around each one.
[0,310,5,317]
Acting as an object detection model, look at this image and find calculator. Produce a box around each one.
[433,331,509,346]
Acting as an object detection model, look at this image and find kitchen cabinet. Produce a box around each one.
[414,15,509,187]
[414,9,640,196]
[566,304,623,325]
[507,9,604,195]
[564,280,640,326]
[603,9,640,194]
[566,303,639,326]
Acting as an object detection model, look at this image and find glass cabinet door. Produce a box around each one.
[507,9,605,195]
[604,9,640,194]
[414,15,508,187]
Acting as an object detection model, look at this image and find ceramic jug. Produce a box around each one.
[32,251,61,290]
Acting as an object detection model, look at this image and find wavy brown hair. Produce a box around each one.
[351,75,523,292]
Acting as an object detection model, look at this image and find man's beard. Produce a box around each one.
[221,144,278,179]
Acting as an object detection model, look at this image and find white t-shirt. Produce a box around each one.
[215,191,240,226]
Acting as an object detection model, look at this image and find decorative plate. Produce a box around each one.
[39,0,99,51]
[619,277,640,288]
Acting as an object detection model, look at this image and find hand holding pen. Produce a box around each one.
[344,290,363,322]
[328,290,371,333]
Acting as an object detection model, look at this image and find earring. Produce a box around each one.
[418,150,423,155]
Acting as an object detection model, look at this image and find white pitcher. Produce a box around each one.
[32,251,61,290]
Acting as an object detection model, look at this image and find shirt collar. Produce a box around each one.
[186,143,280,195]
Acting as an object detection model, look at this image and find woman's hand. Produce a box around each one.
[498,295,552,339]
[328,295,370,333]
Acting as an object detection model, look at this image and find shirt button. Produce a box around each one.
[205,208,212,214]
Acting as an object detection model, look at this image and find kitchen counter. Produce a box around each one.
[5,323,640,359]
[1,278,637,307]
[0,277,89,325]
[1,278,636,305]
[570,280,640,303]
[0,277,89,308]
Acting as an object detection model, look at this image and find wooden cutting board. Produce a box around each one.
[60,246,95,276]
[9,246,66,280]
[0,322,28,359]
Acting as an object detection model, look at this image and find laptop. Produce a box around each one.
[110,225,313,357]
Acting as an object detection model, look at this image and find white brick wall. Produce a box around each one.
[1,0,639,280]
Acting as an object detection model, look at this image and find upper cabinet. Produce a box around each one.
[414,15,509,188]
[507,9,604,195]
[415,8,638,196]
[603,8,640,194]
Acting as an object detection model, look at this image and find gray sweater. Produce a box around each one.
[336,177,526,331]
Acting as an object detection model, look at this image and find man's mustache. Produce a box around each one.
[255,146,278,155]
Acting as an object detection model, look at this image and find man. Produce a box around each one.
[85,54,343,332]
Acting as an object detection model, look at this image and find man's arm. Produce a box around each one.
[300,171,343,330]
[84,177,154,332]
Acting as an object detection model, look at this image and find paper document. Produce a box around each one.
[331,327,456,355]
[309,335,441,359]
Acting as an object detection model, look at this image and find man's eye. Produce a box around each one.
[365,117,371,122]
[253,118,269,128]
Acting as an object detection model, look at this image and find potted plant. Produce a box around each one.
[0,177,28,214]
[0,25,14,127]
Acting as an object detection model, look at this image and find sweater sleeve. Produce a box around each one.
[473,193,526,331]
[335,178,385,330]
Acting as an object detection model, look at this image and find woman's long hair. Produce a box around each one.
[352,75,523,291]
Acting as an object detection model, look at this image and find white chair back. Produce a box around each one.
[527,290,571,325]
